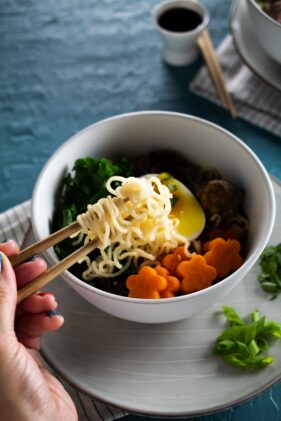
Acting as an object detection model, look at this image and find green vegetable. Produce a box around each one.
[258,243,281,300]
[213,306,281,369]
[52,157,132,281]
[53,157,131,230]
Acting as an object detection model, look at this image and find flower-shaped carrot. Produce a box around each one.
[155,266,181,298]
[203,237,243,278]
[161,246,190,275]
[126,266,167,299]
[176,255,217,294]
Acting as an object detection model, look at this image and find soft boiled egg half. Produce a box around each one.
[146,173,206,240]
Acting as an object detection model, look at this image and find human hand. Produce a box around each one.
[0,241,77,421]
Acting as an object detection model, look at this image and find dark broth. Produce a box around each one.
[158,7,203,32]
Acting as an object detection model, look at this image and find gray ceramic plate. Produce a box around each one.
[32,179,281,417]
[230,0,281,92]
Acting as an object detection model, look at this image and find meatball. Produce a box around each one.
[197,179,244,220]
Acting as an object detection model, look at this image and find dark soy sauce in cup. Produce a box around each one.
[158,7,203,32]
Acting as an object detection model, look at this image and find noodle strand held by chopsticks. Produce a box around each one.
[72,176,189,280]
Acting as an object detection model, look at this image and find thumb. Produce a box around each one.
[0,253,17,335]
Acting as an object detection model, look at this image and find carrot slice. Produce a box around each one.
[155,266,181,298]
[126,266,167,299]
[204,237,243,278]
[161,246,190,275]
[177,255,217,294]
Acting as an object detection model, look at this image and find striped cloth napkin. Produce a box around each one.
[190,35,281,138]
[0,200,127,421]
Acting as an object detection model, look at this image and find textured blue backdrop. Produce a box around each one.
[1,0,281,419]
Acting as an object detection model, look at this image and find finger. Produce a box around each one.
[14,257,47,288]
[16,310,64,350]
[0,240,19,257]
[16,292,57,319]
[0,253,17,335]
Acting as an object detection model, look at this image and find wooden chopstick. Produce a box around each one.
[202,30,237,118]
[196,29,237,119]
[17,239,98,304]
[10,221,81,267]
[11,219,98,304]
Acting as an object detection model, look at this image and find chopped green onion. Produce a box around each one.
[258,244,281,299]
[213,306,281,369]
[251,310,260,323]
[222,306,244,326]
[248,339,259,357]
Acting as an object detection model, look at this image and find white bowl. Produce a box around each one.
[246,0,281,64]
[32,111,275,323]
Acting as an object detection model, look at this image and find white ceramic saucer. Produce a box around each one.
[33,178,281,417]
[230,0,281,92]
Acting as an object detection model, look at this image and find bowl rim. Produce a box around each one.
[31,110,276,304]
[249,0,281,29]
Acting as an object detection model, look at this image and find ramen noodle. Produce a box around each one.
[72,176,188,280]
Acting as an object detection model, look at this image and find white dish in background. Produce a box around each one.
[230,0,281,92]
[36,178,281,417]
[247,0,281,65]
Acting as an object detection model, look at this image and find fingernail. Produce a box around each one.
[47,309,62,317]
[0,253,2,273]
[38,291,55,297]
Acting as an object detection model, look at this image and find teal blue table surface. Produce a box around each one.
[1,0,281,419]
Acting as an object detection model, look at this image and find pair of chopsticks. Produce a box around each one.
[11,221,98,305]
[196,29,237,119]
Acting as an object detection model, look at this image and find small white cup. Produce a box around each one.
[153,0,209,66]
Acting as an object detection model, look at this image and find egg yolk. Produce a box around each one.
[159,173,205,240]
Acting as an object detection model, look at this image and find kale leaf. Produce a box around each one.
[53,157,131,231]
[52,157,131,266]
